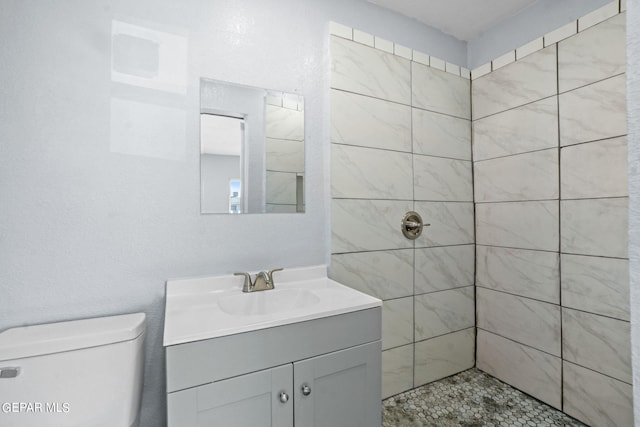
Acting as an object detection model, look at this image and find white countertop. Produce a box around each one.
[163,265,381,346]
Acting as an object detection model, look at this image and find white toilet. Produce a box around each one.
[0,313,146,427]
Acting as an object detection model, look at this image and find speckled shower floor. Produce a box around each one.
[382,368,586,427]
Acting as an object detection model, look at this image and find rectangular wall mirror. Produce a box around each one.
[200,78,305,214]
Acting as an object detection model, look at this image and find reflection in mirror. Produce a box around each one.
[200,114,244,213]
[200,79,304,214]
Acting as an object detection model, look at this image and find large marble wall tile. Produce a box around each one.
[330,36,411,104]
[412,108,471,160]
[382,344,414,399]
[477,287,561,356]
[475,201,559,251]
[474,149,559,202]
[331,144,413,199]
[472,45,557,120]
[330,249,414,300]
[562,308,631,383]
[415,245,474,294]
[477,330,562,409]
[415,286,475,341]
[265,171,296,204]
[414,202,475,247]
[414,328,475,387]
[472,97,558,161]
[563,361,633,427]
[476,245,559,303]
[558,13,626,93]
[412,62,470,119]
[559,74,627,146]
[561,254,630,320]
[265,104,304,141]
[561,198,628,258]
[331,89,411,152]
[266,138,304,173]
[414,155,473,202]
[332,199,414,253]
[561,136,628,199]
[382,297,414,350]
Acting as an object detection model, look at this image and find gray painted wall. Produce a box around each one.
[468,0,612,68]
[0,1,463,426]
[627,1,640,424]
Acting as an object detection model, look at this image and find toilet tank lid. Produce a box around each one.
[0,313,146,362]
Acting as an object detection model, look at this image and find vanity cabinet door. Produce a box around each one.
[167,363,293,427]
[294,341,382,427]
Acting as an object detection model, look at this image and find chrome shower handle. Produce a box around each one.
[401,211,428,240]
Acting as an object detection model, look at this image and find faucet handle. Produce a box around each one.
[234,272,253,292]
[267,268,283,285]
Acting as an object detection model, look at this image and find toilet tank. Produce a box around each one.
[0,313,146,427]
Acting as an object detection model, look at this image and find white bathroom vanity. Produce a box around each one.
[163,265,382,427]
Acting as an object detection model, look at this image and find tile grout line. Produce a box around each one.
[330,86,471,121]
[474,146,562,164]
[556,42,565,412]
[474,195,628,205]
[557,71,626,95]
[473,94,558,122]
[563,359,633,386]
[476,327,561,359]
[476,284,558,307]
[472,71,626,124]
[470,74,480,371]
[331,243,476,256]
[378,284,476,305]
[477,71,623,125]
[332,196,474,202]
[473,243,630,260]
[476,327,633,387]
[331,141,474,162]
[476,285,630,322]
[410,56,417,390]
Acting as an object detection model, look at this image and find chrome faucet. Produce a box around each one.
[234,268,283,292]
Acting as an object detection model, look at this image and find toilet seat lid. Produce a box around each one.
[0,312,146,362]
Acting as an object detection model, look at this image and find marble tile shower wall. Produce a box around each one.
[472,11,631,427]
[328,32,474,399]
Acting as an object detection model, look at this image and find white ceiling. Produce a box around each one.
[368,0,539,41]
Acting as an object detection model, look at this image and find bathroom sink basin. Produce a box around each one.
[163,265,381,345]
[217,288,320,316]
